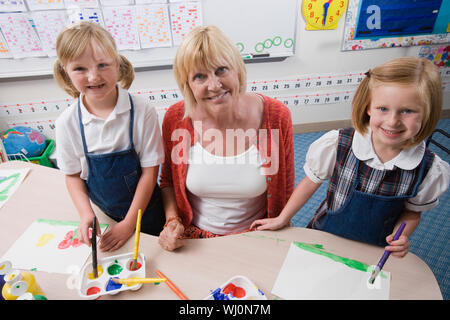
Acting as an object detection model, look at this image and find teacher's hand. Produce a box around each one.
[158,219,186,251]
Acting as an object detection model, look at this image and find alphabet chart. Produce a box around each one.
[0,13,44,59]
[136,4,172,48]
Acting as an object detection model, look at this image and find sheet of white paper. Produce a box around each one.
[0,0,26,12]
[0,13,45,59]
[1,219,108,274]
[31,10,68,57]
[136,4,172,48]
[272,242,390,300]
[169,1,202,46]
[102,6,140,51]
[26,0,65,11]
[64,0,99,9]
[0,168,30,209]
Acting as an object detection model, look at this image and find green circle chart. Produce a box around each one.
[236,42,244,53]
[273,36,282,46]
[263,38,273,49]
[254,42,265,53]
[284,38,294,48]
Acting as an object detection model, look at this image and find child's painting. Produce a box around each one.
[0,168,30,209]
[272,242,390,299]
[1,219,108,274]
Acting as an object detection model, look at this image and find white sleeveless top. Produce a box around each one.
[186,141,267,235]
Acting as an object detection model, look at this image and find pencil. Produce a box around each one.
[91,217,98,278]
[156,269,188,300]
[112,277,167,285]
[131,209,142,270]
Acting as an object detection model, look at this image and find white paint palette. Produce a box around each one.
[205,275,267,300]
[78,252,146,299]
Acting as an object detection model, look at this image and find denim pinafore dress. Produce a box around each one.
[78,94,165,236]
[309,128,433,246]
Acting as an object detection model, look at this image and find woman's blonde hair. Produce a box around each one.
[53,21,134,98]
[352,57,442,148]
[173,25,247,118]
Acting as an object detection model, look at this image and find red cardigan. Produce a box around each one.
[159,94,295,229]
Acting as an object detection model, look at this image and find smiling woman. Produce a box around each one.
[157,25,295,251]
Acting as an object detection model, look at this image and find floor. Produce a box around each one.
[290,119,450,300]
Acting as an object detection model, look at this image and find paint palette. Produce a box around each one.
[78,252,146,299]
[205,275,267,300]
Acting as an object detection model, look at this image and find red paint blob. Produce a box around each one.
[223,283,246,298]
[128,261,142,271]
[86,286,101,296]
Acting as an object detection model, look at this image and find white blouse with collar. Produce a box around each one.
[303,129,449,212]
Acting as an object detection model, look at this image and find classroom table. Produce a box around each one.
[0,161,443,300]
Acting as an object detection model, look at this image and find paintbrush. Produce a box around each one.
[92,216,98,278]
[369,222,406,284]
[112,277,167,285]
[131,209,143,270]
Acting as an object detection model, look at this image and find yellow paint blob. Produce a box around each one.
[88,265,103,280]
[36,234,55,247]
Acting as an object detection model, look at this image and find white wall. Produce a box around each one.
[0,6,448,135]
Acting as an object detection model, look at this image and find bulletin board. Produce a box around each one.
[342,0,450,51]
[0,0,298,79]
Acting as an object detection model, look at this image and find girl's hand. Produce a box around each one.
[99,220,135,252]
[250,216,288,231]
[77,215,98,246]
[384,234,410,258]
[158,219,185,251]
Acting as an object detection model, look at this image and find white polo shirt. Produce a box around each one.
[55,86,164,180]
[304,128,450,212]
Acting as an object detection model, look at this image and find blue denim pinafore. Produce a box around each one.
[315,156,429,246]
[78,95,165,236]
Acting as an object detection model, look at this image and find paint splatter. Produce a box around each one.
[107,260,123,275]
[36,233,55,247]
[86,286,101,296]
[293,241,369,272]
[223,283,246,298]
[106,278,122,291]
[211,287,230,300]
[57,229,84,249]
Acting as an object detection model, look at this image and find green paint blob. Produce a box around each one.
[107,260,123,275]
[293,241,370,272]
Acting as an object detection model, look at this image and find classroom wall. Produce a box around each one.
[0,5,449,136]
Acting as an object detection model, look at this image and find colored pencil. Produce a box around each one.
[91,217,98,278]
[156,269,188,300]
[112,277,167,285]
[131,209,142,270]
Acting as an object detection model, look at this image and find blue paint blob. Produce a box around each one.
[211,287,230,300]
[0,275,5,301]
[106,277,122,291]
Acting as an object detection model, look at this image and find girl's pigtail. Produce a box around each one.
[53,59,80,98]
[118,54,135,90]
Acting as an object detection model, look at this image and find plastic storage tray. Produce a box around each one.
[204,275,267,300]
[78,252,146,299]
